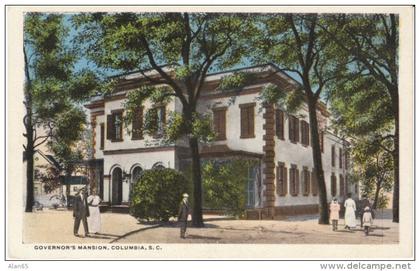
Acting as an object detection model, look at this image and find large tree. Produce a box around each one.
[322,14,400,222]
[351,137,394,210]
[23,13,98,212]
[73,13,254,227]
[330,71,395,211]
[256,14,348,224]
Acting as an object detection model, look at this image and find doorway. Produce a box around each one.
[111,167,123,205]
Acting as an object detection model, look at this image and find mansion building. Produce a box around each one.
[85,64,356,219]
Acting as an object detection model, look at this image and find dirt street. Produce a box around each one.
[23,209,398,244]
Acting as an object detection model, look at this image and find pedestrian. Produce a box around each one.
[73,187,90,238]
[359,196,373,228]
[329,198,340,231]
[87,188,102,234]
[362,206,373,236]
[178,193,190,239]
[344,192,357,230]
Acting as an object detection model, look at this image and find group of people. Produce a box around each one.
[73,187,102,238]
[329,193,374,235]
[73,187,190,239]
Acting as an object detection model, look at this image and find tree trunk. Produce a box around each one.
[24,49,34,213]
[308,98,329,224]
[24,110,34,212]
[372,178,382,210]
[25,148,34,212]
[392,100,399,222]
[189,137,204,227]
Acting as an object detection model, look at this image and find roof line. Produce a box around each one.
[107,62,300,83]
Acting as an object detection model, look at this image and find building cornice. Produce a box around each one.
[103,145,175,155]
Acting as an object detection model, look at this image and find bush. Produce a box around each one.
[129,168,190,222]
[201,159,259,217]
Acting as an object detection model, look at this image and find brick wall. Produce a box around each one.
[262,103,275,219]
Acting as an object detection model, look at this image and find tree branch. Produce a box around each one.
[140,36,188,106]
[286,14,305,68]
[33,135,51,149]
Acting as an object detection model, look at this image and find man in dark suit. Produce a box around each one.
[73,187,90,237]
[178,193,190,239]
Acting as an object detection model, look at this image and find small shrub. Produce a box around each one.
[129,168,190,222]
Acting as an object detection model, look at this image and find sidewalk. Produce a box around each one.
[23,209,398,244]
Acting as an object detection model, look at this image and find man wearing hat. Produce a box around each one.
[178,193,190,239]
[73,186,90,237]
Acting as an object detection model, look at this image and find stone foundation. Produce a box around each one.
[246,204,319,220]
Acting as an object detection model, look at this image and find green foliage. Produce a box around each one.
[350,136,394,208]
[130,168,190,222]
[258,83,304,115]
[218,72,256,91]
[285,88,305,114]
[73,13,255,75]
[191,113,216,143]
[330,75,393,137]
[34,165,61,193]
[258,83,285,104]
[24,13,99,148]
[200,159,258,217]
[164,112,186,142]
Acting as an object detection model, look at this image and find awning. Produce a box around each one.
[59,176,88,185]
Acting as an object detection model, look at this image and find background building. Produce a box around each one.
[85,64,355,217]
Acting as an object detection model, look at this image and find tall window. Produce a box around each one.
[276,162,287,196]
[213,107,227,140]
[331,145,336,167]
[289,165,299,196]
[339,148,343,169]
[246,166,256,207]
[311,169,319,196]
[345,150,349,170]
[130,166,143,201]
[339,174,345,197]
[132,106,143,140]
[303,167,310,196]
[152,106,166,138]
[107,110,123,142]
[240,103,255,138]
[319,130,324,152]
[344,175,349,196]
[331,173,337,196]
[275,109,284,140]
[301,120,310,146]
[132,166,143,182]
[100,123,105,150]
[289,116,300,143]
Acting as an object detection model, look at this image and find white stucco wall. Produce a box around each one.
[197,91,265,155]
[102,96,176,151]
[272,105,352,207]
[102,150,176,203]
[94,114,105,160]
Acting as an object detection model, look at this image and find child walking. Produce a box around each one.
[329,198,340,231]
[362,206,373,236]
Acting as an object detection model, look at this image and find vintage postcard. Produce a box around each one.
[6,5,414,260]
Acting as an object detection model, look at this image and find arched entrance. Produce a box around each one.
[131,166,143,183]
[111,167,123,205]
[152,162,165,169]
[129,166,143,202]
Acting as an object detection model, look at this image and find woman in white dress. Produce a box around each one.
[344,192,357,230]
[87,189,102,234]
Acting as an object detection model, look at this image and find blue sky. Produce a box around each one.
[62,13,304,85]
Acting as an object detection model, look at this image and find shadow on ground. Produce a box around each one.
[186,234,222,241]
